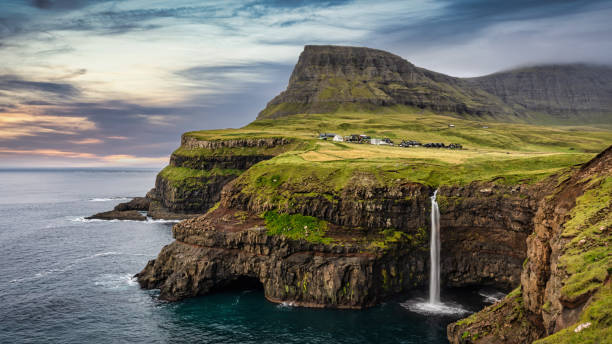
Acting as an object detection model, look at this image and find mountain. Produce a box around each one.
[257,45,612,124]
[466,64,612,123]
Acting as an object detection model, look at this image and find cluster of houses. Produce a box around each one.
[318,133,463,149]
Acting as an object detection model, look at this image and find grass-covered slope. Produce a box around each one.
[448,147,611,344]
[184,111,610,192]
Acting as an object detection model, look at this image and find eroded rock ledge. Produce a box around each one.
[136,209,427,308]
[136,178,546,309]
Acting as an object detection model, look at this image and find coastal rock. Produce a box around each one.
[137,178,546,307]
[113,197,149,211]
[86,210,146,221]
[136,211,427,308]
[222,176,544,290]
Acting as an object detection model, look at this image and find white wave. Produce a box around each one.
[144,218,181,224]
[276,301,296,310]
[89,197,131,202]
[479,290,506,303]
[70,216,181,224]
[400,298,470,316]
[9,252,148,284]
[94,273,138,289]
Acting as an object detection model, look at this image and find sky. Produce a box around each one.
[0,0,611,167]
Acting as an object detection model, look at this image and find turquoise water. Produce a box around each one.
[0,169,497,343]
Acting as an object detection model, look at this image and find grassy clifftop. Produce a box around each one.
[179,111,610,190]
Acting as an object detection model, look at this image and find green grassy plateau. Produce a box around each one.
[181,110,611,188]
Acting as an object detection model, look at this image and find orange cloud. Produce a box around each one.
[70,138,103,144]
[0,147,167,166]
[0,113,96,139]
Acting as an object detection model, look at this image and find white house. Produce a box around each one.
[370,138,388,145]
[332,135,344,142]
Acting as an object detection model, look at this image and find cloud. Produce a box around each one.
[0,113,96,139]
[0,0,610,167]
[69,138,102,144]
[0,75,80,97]
[31,0,113,11]
[136,114,176,126]
[0,146,168,166]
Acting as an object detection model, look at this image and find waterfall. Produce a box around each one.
[401,188,469,315]
[429,189,441,304]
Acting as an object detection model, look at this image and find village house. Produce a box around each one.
[332,134,344,142]
[318,133,336,140]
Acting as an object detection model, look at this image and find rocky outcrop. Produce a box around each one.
[87,137,293,220]
[221,176,433,231]
[521,146,611,336]
[113,197,149,211]
[147,173,236,216]
[137,174,548,307]
[448,146,612,343]
[181,136,290,150]
[144,136,294,218]
[257,45,612,124]
[136,209,427,308]
[86,210,146,221]
[87,197,150,221]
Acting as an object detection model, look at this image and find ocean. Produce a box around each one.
[0,169,497,343]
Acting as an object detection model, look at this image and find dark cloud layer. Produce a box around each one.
[0,75,80,97]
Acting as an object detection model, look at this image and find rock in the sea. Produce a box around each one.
[86,210,146,221]
[113,197,150,211]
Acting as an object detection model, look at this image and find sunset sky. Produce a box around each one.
[1,0,611,167]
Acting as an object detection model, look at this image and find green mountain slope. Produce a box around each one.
[257,45,612,125]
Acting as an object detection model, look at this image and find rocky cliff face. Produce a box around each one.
[438,183,549,290]
[137,209,427,308]
[223,172,545,290]
[448,146,612,343]
[144,136,294,219]
[137,174,546,308]
[257,45,612,124]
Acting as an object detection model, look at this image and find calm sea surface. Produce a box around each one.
[0,169,497,344]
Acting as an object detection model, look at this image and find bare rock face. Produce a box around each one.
[136,211,427,308]
[438,182,548,290]
[145,136,293,219]
[221,177,433,231]
[137,178,546,308]
[147,173,237,217]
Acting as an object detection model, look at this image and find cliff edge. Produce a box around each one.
[448,146,612,344]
